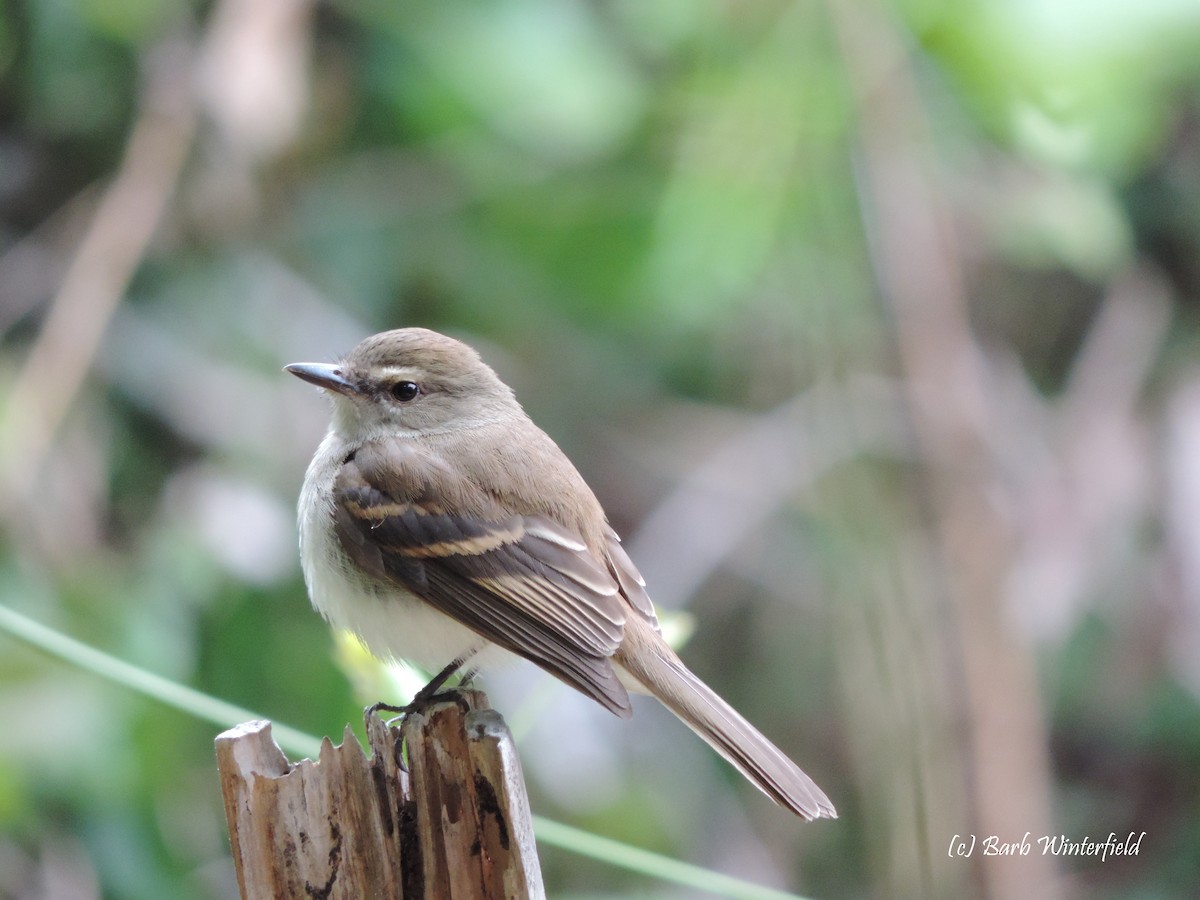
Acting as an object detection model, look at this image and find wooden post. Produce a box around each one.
[215,690,545,900]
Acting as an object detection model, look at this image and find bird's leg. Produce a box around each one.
[366,649,480,727]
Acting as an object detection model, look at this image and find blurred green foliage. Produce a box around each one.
[3,0,1200,897]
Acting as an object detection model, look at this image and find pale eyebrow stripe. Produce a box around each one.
[374,366,424,381]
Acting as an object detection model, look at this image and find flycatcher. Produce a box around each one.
[287,328,835,819]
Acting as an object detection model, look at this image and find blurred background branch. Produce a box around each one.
[1,34,195,556]
[834,0,1056,895]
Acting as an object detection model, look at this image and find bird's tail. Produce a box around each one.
[616,620,836,820]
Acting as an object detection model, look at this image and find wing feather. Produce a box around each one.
[605,525,658,628]
[332,443,632,715]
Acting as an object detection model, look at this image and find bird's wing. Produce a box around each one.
[603,524,658,630]
[332,440,633,716]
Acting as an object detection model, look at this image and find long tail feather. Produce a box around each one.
[616,623,836,820]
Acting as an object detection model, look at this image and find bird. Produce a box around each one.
[286,327,835,820]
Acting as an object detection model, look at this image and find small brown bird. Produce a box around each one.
[288,328,835,819]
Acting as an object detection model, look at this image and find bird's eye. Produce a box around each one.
[390,380,420,401]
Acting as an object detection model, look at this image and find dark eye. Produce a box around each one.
[390,380,420,401]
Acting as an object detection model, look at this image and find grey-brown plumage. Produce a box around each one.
[288,327,835,820]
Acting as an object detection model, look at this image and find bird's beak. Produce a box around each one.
[285,362,361,397]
